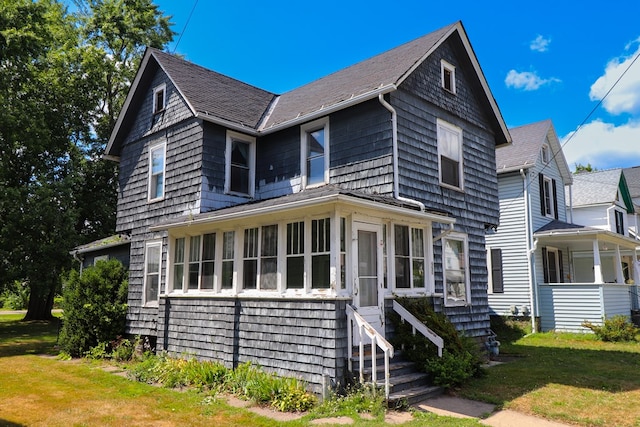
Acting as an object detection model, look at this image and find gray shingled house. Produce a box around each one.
[104,21,510,395]
[487,120,640,333]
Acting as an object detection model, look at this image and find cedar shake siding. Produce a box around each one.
[157,297,348,395]
[105,22,511,392]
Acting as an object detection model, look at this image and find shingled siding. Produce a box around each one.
[256,100,394,199]
[391,43,500,337]
[156,296,349,394]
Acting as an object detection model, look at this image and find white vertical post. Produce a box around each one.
[615,244,625,284]
[593,240,604,284]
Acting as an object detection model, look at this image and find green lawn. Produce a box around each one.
[0,313,480,427]
[459,320,640,426]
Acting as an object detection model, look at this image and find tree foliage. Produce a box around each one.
[574,162,598,174]
[0,0,174,319]
[59,259,129,357]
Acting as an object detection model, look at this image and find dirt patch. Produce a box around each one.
[223,394,305,422]
[310,416,354,425]
[385,410,413,424]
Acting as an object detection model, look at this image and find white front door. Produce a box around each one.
[353,222,385,336]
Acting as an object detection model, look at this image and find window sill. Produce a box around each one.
[439,182,464,193]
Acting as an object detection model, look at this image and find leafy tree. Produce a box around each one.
[574,162,598,174]
[0,0,174,320]
[59,259,128,357]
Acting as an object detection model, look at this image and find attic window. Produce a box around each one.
[153,84,166,114]
[541,144,550,163]
[441,60,456,94]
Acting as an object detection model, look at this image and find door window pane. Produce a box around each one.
[358,230,378,306]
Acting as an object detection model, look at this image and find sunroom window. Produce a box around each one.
[243,225,278,291]
[286,221,304,289]
[311,218,331,289]
[394,225,426,289]
[443,234,470,306]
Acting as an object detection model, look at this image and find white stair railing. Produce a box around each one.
[346,304,394,398]
[392,300,444,357]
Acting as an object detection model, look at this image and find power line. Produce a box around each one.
[172,0,199,53]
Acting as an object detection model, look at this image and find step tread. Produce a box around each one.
[360,360,415,374]
[387,385,442,401]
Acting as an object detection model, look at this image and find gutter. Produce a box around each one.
[377,93,426,212]
[150,192,455,232]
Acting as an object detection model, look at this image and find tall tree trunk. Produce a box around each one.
[23,283,55,321]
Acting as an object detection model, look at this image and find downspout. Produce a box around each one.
[521,168,537,333]
[378,94,425,211]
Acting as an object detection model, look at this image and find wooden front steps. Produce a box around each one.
[350,348,443,406]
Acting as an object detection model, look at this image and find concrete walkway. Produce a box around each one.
[415,395,572,427]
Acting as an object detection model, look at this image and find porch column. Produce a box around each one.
[615,244,625,284]
[593,240,604,284]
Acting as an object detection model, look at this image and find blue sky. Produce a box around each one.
[153,1,640,170]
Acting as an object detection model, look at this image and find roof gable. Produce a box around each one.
[497,119,572,183]
[107,21,510,158]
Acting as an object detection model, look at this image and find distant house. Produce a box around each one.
[487,120,640,332]
[104,21,510,394]
[70,234,131,273]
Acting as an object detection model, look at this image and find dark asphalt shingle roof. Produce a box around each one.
[152,49,277,129]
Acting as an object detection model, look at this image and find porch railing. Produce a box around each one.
[346,304,394,398]
[392,300,444,357]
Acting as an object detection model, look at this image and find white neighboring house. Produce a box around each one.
[487,120,640,332]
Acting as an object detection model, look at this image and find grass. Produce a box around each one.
[458,317,640,426]
[0,313,481,426]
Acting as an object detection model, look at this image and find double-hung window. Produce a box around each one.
[615,209,625,235]
[437,119,463,190]
[144,241,162,305]
[286,221,305,289]
[173,237,185,291]
[221,231,235,290]
[539,173,558,219]
[311,218,331,289]
[301,118,329,188]
[149,143,165,201]
[225,131,255,196]
[443,234,470,306]
[394,225,427,289]
[242,225,278,291]
[542,246,563,283]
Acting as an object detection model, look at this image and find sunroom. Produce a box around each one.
[146,186,460,393]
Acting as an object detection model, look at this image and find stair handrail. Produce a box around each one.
[346,304,394,398]
[392,300,444,357]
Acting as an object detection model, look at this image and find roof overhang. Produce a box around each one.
[150,192,455,233]
[534,227,640,252]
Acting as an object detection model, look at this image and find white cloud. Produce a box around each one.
[589,38,640,115]
[561,119,640,169]
[505,70,560,91]
[530,35,551,52]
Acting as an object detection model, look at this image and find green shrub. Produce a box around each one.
[389,297,485,389]
[58,259,128,357]
[314,384,385,417]
[425,349,476,388]
[1,281,30,310]
[582,315,639,342]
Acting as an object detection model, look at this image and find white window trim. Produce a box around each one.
[443,233,471,307]
[153,83,166,114]
[300,117,330,189]
[143,240,163,307]
[436,119,464,191]
[148,142,166,202]
[224,130,256,197]
[93,255,109,265]
[541,143,550,164]
[440,60,456,94]
[390,223,433,295]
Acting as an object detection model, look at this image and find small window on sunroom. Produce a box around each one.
[441,60,456,94]
[153,84,166,114]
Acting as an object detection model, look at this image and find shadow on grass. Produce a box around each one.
[0,318,60,358]
[0,419,24,427]
[460,335,640,407]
